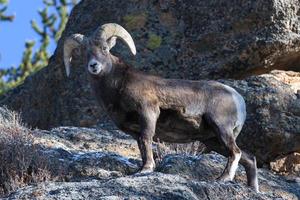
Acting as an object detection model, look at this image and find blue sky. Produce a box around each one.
[0,0,57,69]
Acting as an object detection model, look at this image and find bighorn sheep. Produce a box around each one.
[63,23,259,192]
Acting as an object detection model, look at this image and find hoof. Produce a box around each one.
[247,176,259,193]
[216,175,232,182]
[249,182,260,193]
[139,167,154,174]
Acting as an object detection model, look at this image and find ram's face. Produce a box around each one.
[86,41,112,76]
[63,23,136,78]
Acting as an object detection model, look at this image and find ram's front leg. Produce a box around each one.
[138,106,159,173]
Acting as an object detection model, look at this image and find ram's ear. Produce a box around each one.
[107,36,117,50]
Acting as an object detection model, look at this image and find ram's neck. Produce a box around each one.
[89,55,129,108]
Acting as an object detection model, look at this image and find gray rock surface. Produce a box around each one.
[34,126,139,158]
[5,127,299,200]
[157,154,300,199]
[6,173,279,200]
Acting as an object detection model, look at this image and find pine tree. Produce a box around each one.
[0,0,14,93]
[0,0,14,22]
[0,0,77,95]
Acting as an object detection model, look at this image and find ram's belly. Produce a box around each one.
[154,126,212,143]
[120,109,215,143]
[154,109,215,143]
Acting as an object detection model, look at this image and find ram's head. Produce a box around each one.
[63,23,136,77]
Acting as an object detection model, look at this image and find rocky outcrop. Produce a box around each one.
[5,127,300,200]
[34,126,139,158]
[4,173,280,200]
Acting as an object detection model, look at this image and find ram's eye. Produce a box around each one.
[102,47,108,51]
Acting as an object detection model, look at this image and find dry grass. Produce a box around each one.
[0,107,52,197]
[155,139,207,162]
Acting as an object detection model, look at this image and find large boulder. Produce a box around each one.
[1,0,300,129]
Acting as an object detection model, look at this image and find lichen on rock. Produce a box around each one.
[147,33,162,50]
[123,12,148,30]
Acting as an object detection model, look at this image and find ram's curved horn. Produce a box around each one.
[93,23,136,55]
[63,34,87,77]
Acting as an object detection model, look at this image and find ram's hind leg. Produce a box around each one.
[204,138,259,192]
[217,129,241,182]
[204,115,241,182]
[239,150,259,192]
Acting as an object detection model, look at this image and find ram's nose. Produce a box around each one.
[88,59,102,74]
[89,65,98,73]
[89,61,98,69]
